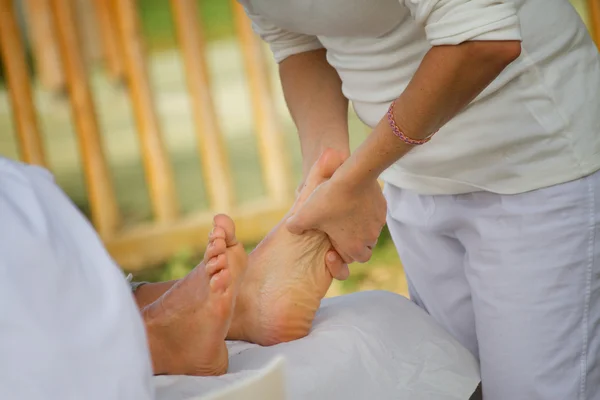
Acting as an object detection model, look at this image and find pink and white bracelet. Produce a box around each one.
[386,100,436,146]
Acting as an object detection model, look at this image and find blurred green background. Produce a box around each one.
[0,0,593,297]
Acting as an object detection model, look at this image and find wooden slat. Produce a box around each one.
[72,0,102,66]
[22,0,65,92]
[50,0,120,237]
[106,200,289,271]
[232,1,292,205]
[170,0,235,212]
[0,0,47,167]
[590,0,600,47]
[92,0,124,81]
[111,0,179,223]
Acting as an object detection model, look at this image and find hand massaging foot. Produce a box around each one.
[228,149,343,346]
[143,215,247,376]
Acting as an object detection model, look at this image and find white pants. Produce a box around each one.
[385,170,600,400]
[0,158,154,400]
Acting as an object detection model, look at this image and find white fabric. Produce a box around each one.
[384,169,600,400]
[238,0,600,195]
[155,291,480,400]
[0,158,154,400]
[199,357,287,400]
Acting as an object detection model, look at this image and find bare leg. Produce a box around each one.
[229,149,343,345]
[143,215,247,375]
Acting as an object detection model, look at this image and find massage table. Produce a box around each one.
[154,290,481,400]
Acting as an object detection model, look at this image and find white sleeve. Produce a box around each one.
[238,0,324,63]
[402,0,522,46]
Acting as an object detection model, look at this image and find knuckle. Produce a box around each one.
[369,230,379,242]
[356,249,372,263]
[372,228,381,241]
[350,241,363,257]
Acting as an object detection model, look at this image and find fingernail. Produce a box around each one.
[327,253,337,262]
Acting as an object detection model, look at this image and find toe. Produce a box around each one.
[318,148,345,178]
[213,214,238,247]
[209,226,226,241]
[206,253,227,275]
[296,149,345,203]
[205,238,226,263]
[210,268,231,291]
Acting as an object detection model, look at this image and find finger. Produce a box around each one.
[369,236,379,250]
[330,239,355,265]
[286,213,308,235]
[352,246,373,264]
[286,201,321,235]
[325,250,350,281]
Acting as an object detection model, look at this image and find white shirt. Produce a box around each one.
[0,158,154,400]
[239,0,600,195]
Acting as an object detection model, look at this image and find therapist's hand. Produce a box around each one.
[287,173,387,264]
[324,249,350,280]
[298,181,350,280]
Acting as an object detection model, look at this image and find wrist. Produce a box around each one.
[335,114,413,187]
[330,159,377,192]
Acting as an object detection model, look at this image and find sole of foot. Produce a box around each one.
[229,149,344,346]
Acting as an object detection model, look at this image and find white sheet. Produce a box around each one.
[154,290,480,400]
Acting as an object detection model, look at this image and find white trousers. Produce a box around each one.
[385,170,600,400]
[0,158,154,400]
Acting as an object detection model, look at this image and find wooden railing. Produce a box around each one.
[591,0,600,46]
[0,0,599,271]
[0,0,292,270]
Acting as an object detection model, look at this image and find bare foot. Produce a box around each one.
[229,149,343,346]
[143,215,247,376]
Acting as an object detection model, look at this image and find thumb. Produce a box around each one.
[286,206,318,235]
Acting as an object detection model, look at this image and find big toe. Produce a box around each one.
[296,149,345,203]
[318,148,346,178]
[213,214,238,247]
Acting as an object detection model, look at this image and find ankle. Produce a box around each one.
[142,306,173,375]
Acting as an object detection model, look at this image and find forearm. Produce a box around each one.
[337,40,521,185]
[279,49,350,177]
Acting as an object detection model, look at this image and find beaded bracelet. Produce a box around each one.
[386,100,436,146]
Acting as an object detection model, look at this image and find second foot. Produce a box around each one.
[229,149,344,346]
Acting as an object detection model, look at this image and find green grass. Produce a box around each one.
[138,0,236,50]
